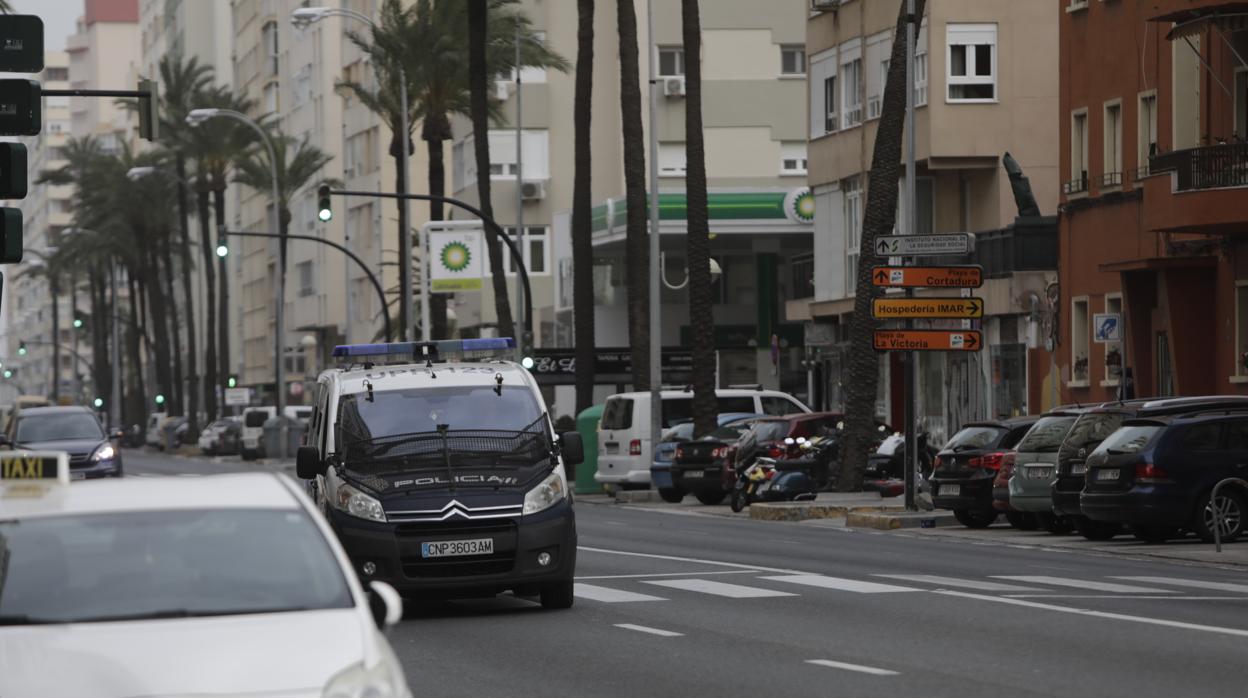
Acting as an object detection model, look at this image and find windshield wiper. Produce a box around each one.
[0,614,62,626]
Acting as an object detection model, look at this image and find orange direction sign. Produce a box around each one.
[873,330,983,352]
[871,265,983,289]
[872,297,984,320]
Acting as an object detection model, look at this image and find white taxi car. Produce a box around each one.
[0,453,412,698]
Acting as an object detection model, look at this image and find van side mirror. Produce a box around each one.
[295,446,326,479]
[559,431,585,467]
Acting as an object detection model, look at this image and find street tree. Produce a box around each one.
[615,0,650,390]
[837,0,928,491]
[572,0,596,413]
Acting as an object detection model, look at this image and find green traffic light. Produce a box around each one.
[317,184,332,222]
[216,243,229,258]
[2,369,11,379]
[155,394,165,405]
[73,318,83,328]
[227,375,238,389]
[17,342,26,356]
[521,356,535,370]
[93,397,104,408]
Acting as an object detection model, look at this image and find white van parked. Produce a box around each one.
[595,388,810,488]
[241,406,317,459]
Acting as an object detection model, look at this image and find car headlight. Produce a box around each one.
[323,657,409,698]
[523,470,566,515]
[91,444,116,462]
[333,482,387,523]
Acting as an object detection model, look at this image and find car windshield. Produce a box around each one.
[0,509,353,625]
[1061,412,1127,459]
[244,411,269,428]
[15,413,104,442]
[749,421,791,442]
[943,426,1007,452]
[1093,425,1161,456]
[703,425,749,442]
[338,385,543,438]
[1015,416,1078,453]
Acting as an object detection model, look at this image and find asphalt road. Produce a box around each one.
[126,450,1248,697]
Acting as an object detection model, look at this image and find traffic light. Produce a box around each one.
[17,341,26,356]
[227,375,238,389]
[137,78,158,142]
[154,394,166,406]
[0,15,43,269]
[0,79,41,136]
[92,397,104,409]
[216,241,229,258]
[72,312,86,330]
[2,368,13,379]
[317,184,332,222]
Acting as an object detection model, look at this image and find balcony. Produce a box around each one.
[1143,143,1248,234]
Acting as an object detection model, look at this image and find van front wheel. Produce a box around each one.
[540,579,575,610]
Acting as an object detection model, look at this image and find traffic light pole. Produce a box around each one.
[220,229,393,342]
[325,189,533,349]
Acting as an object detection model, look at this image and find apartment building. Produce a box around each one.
[4,52,77,400]
[449,0,815,412]
[797,0,1060,438]
[1058,0,1248,402]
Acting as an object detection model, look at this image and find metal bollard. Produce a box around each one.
[1207,478,1248,553]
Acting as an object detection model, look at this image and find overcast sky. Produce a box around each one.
[11,0,81,52]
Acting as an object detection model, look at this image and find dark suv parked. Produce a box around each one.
[1081,412,1248,543]
[930,416,1038,528]
[1052,396,1248,540]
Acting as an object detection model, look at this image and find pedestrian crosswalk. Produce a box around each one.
[128,472,203,478]
[572,572,1248,604]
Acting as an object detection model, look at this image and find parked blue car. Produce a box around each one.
[652,413,761,503]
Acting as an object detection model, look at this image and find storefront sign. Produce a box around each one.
[527,348,694,385]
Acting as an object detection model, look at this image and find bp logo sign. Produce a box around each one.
[428,230,484,292]
[784,188,815,224]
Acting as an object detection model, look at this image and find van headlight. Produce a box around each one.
[523,471,567,515]
[333,482,387,523]
[323,657,409,698]
[91,444,116,462]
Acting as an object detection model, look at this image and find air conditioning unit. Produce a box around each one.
[663,76,686,98]
[495,80,511,101]
[520,179,547,201]
[811,0,842,11]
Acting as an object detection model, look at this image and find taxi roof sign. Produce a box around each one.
[1,451,69,497]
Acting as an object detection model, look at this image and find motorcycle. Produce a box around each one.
[729,437,827,512]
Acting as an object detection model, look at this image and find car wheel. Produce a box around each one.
[1076,519,1122,541]
[658,488,685,504]
[1130,524,1178,543]
[730,489,748,513]
[953,509,998,529]
[539,579,575,610]
[695,490,728,506]
[1038,512,1076,535]
[1193,488,1247,543]
[1005,511,1039,531]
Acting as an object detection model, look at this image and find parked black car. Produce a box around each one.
[930,416,1039,528]
[671,422,761,505]
[1052,396,1248,540]
[1081,412,1248,543]
[1,406,124,479]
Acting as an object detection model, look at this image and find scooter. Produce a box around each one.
[730,437,827,512]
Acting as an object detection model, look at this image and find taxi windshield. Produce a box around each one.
[15,413,104,443]
[0,509,353,625]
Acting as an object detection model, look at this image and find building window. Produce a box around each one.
[1103,295,1123,386]
[866,31,891,120]
[485,130,551,180]
[781,45,806,76]
[946,23,996,102]
[658,142,687,177]
[297,261,314,297]
[844,176,862,297]
[1071,297,1090,384]
[1103,100,1122,188]
[1236,283,1248,378]
[824,75,838,133]
[780,142,808,175]
[809,48,838,138]
[44,66,68,81]
[1068,109,1088,194]
[915,19,929,106]
[841,57,863,128]
[658,47,684,77]
[1067,0,1089,11]
[489,226,550,276]
[1138,91,1157,177]
[263,82,280,114]
[262,20,279,76]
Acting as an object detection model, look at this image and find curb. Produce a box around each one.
[749,502,903,522]
[846,510,957,530]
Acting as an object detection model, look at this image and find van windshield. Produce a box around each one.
[338,386,543,440]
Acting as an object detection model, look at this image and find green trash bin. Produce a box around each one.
[575,404,605,495]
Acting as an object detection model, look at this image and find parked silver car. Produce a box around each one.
[1008,408,1091,534]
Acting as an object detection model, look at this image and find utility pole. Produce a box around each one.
[903,0,919,512]
[514,19,526,340]
[646,0,663,471]
[110,265,121,431]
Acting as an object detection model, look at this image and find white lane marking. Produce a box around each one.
[614,623,683,637]
[579,546,804,574]
[1004,595,1248,600]
[935,590,1248,638]
[573,584,667,603]
[762,574,918,594]
[1112,577,1248,594]
[576,570,756,581]
[992,576,1174,594]
[874,575,1043,592]
[645,578,797,598]
[805,659,899,676]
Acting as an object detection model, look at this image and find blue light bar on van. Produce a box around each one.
[332,338,516,360]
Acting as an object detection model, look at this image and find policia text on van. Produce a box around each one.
[296,339,584,609]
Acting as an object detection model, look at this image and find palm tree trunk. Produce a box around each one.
[144,249,174,413]
[50,275,61,401]
[681,0,715,439]
[390,118,415,341]
[195,183,218,422]
[175,156,200,433]
[837,0,927,491]
[212,187,231,401]
[468,0,517,341]
[158,229,184,416]
[126,270,147,427]
[616,0,650,391]
[89,270,111,408]
[572,0,596,414]
[424,116,451,339]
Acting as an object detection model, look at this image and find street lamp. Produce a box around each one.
[186,107,289,456]
[292,6,415,342]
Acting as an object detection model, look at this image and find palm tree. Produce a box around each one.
[17,250,65,402]
[0,2,14,13]
[838,0,928,491]
[680,0,715,438]
[572,0,596,414]
[615,0,650,391]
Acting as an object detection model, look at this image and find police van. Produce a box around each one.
[296,338,583,609]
